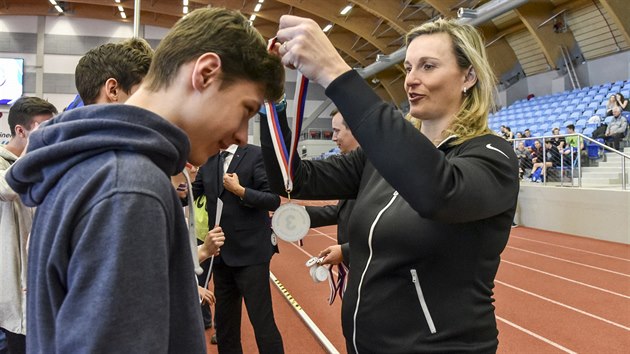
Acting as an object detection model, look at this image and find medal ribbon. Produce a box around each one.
[327,263,349,305]
[264,38,309,194]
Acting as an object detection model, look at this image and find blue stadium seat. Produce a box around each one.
[596,108,606,117]
[575,119,587,129]
[582,127,595,137]
[621,89,629,98]
[610,86,622,93]
[594,94,605,101]
[598,88,609,94]
[581,96,591,103]
[604,116,613,124]
[588,101,599,109]
[563,119,575,126]
[569,111,580,119]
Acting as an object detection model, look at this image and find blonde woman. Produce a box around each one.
[263,16,519,353]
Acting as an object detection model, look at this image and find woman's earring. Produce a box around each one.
[463,86,467,95]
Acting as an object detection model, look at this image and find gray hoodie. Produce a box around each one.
[6,104,206,353]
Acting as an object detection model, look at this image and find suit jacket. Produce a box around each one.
[305,199,355,266]
[193,144,280,267]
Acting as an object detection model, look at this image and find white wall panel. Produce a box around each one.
[0,16,38,33]
[46,17,134,39]
[44,54,81,74]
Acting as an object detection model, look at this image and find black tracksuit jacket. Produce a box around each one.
[261,70,519,353]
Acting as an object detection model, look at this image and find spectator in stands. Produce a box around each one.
[563,124,585,165]
[514,141,531,179]
[604,106,628,150]
[515,131,523,139]
[529,139,542,165]
[615,93,628,112]
[502,126,513,140]
[549,127,565,149]
[531,140,561,182]
[606,95,619,116]
[523,128,535,148]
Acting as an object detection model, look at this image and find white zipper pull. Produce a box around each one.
[393,190,399,196]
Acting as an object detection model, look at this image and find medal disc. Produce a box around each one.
[272,203,310,242]
[314,266,329,282]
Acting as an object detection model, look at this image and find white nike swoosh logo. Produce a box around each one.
[486,144,509,159]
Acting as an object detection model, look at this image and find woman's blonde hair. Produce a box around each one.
[405,18,495,145]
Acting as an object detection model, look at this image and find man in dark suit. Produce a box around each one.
[192,143,283,354]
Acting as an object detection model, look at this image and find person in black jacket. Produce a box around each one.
[305,109,359,267]
[263,16,519,353]
[192,144,284,354]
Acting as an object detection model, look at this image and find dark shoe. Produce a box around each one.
[210,334,217,345]
[511,222,519,228]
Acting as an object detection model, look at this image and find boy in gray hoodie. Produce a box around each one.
[6,8,283,354]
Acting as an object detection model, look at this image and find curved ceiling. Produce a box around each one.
[1,0,628,105]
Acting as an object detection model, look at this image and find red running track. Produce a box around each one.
[206,200,630,353]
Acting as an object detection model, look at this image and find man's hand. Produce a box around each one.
[198,226,225,262]
[198,286,215,307]
[223,173,245,198]
[318,245,344,265]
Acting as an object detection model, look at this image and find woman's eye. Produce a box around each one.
[422,64,434,70]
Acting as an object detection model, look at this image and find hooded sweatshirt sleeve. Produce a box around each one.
[54,191,172,353]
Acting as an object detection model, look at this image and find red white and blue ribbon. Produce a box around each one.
[264,37,309,195]
[328,263,349,305]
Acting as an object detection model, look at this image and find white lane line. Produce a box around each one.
[496,280,630,331]
[511,236,630,262]
[496,316,577,354]
[506,246,630,278]
[269,271,340,354]
[501,260,630,299]
[311,228,338,242]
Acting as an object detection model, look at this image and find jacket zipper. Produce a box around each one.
[410,269,437,334]
[352,191,398,354]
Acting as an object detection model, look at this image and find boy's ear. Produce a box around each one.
[191,53,222,91]
[104,78,120,103]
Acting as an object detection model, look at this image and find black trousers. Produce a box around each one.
[197,257,214,329]
[213,262,284,354]
[605,133,625,150]
[0,328,25,354]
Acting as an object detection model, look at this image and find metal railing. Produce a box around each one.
[510,133,629,190]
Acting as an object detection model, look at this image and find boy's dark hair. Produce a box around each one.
[144,7,283,101]
[75,38,153,105]
[566,124,575,131]
[8,96,58,136]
